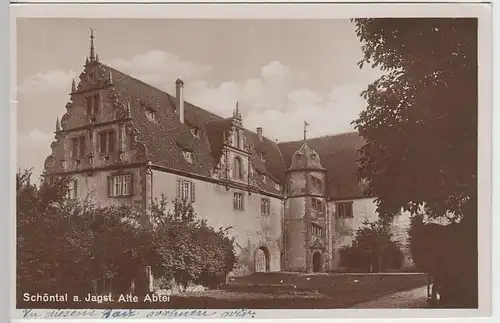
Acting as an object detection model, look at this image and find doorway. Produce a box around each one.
[312,251,322,273]
[255,246,270,272]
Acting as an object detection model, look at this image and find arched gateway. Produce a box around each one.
[255,246,270,272]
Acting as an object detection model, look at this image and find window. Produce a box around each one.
[233,157,243,180]
[182,150,193,163]
[145,108,156,121]
[336,202,354,218]
[67,179,78,199]
[311,176,322,190]
[86,93,100,117]
[108,173,133,197]
[233,192,244,211]
[261,198,270,216]
[176,179,196,202]
[312,224,323,237]
[191,127,200,138]
[312,198,323,212]
[71,136,86,159]
[258,152,266,162]
[99,131,116,154]
[262,174,267,183]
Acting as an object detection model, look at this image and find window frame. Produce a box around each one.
[108,173,134,197]
[176,179,196,203]
[71,135,86,159]
[335,201,354,218]
[86,92,100,117]
[233,157,243,180]
[261,198,270,216]
[98,130,117,155]
[311,223,323,237]
[233,192,244,211]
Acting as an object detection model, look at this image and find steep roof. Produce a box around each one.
[278,132,366,199]
[102,63,285,195]
[94,63,365,199]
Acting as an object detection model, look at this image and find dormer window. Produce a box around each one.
[191,127,201,138]
[258,152,266,162]
[86,93,100,118]
[145,108,156,121]
[181,149,193,163]
[262,174,267,183]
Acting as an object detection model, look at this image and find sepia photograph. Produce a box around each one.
[12,3,492,319]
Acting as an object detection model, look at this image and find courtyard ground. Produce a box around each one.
[350,285,428,308]
[20,272,429,309]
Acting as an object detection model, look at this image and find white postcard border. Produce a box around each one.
[7,2,495,322]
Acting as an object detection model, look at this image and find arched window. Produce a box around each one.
[233,157,243,180]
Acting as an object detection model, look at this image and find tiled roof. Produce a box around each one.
[102,64,285,195]
[278,132,366,199]
[99,63,365,199]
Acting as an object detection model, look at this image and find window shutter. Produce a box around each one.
[107,176,112,197]
[190,182,196,203]
[176,179,181,199]
[130,173,135,194]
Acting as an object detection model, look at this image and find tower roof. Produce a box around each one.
[288,141,326,171]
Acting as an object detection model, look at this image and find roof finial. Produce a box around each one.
[304,121,309,141]
[89,28,96,62]
[71,79,76,93]
[233,101,241,120]
[56,117,61,132]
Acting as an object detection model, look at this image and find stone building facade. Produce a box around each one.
[43,32,413,277]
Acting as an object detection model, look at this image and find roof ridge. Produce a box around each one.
[278,131,359,145]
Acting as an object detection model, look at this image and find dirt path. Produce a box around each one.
[350,286,429,309]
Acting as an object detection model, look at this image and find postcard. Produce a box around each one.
[10,2,493,321]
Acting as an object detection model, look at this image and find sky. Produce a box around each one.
[16,18,383,179]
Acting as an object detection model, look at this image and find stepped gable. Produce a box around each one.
[100,63,286,194]
[278,132,366,200]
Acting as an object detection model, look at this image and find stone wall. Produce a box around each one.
[328,197,413,271]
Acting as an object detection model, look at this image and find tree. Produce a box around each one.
[17,170,238,304]
[17,170,150,298]
[340,219,403,273]
[148,196,237,290]
[352,18,477,306]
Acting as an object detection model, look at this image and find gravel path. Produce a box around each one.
[350,286,429,309]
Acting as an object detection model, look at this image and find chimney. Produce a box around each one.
[175,78,185,124]
[257,127,263,141]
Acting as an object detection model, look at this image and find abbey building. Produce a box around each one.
[43,32,412,276]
